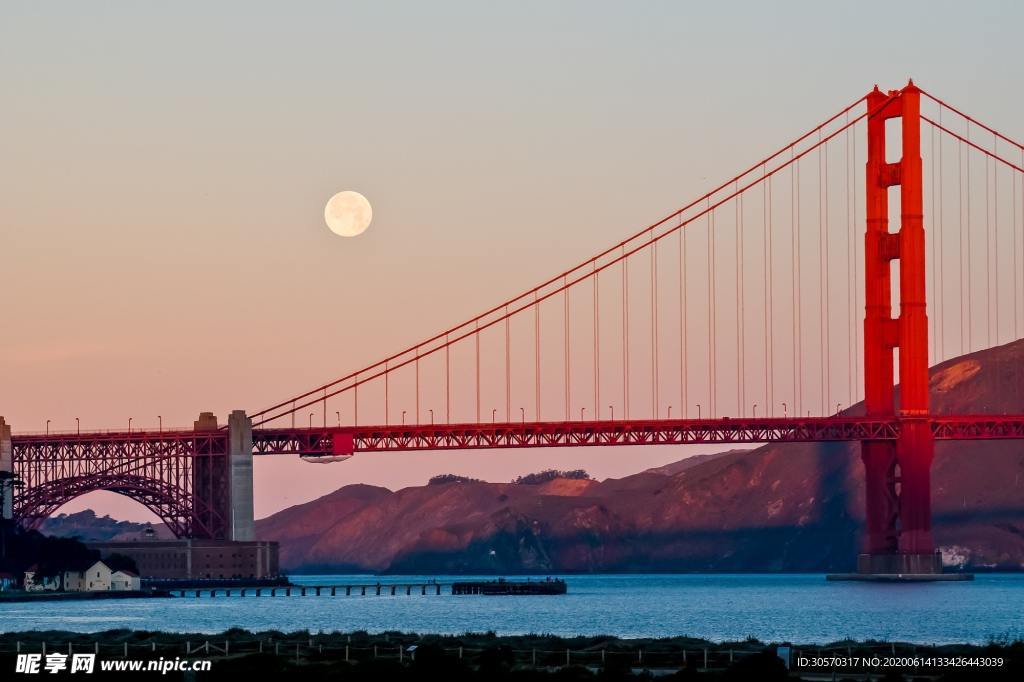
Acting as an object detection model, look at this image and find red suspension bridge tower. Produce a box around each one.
[860,81,939,575]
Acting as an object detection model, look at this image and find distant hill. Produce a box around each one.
[643,450,742,476]
[254,339,1024,574]
[40,510,172,542]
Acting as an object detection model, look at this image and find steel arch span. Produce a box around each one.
[15,474,195,538]
[7,418,235,540]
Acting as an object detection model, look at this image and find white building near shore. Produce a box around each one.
[25,560,141,592]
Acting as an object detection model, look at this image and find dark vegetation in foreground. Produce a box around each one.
[0,519,138,578]
[0,629,1021,680]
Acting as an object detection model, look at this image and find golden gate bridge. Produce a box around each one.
[3,81,1024,576]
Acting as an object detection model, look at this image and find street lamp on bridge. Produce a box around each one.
[782,402,788,418]
[75,417,79,435]
[46,419,50,435]
[752,403,758,418]
[128,417,132,434]
[336,411,341,427]
[696,404,701,420]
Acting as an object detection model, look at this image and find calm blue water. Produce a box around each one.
[2,574,1022,644]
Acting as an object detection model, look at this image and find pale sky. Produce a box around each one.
[2,1,1022,521]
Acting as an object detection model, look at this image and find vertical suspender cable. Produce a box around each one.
[564,276,570,421]
[768,174,774,414]
[535,292,541,420]
[739,188,746,415]
[819,142,825,414]
[623,248,630,420]
[680,225,687,418]
[993,133,999,344]
[930,121,937,361]
[445,334,450,423]
[796,156,803,414]
[967,122,973,352]
[938,108,945,361]
[824,143,831,412]
[791,154,798,413]
[959,138,966,355]
[1016,146,1021,340]
[985,139,992,346]
[737,184,743,416]
[847,116,854,405]
[763,168,770,415]
[708,201,715,416]
[652,230,658,418]
[505,306,511,422]
[594,264,600,420]
[475,321,480,423]
[853,123,860,400]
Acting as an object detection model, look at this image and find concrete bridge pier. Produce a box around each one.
[226,410,254,541]
[192,410,254,541]
[0,417,12,520]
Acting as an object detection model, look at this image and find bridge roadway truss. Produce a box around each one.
[11,416,1024,460]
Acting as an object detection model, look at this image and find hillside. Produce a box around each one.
[39,510,172,542]
[255,340,1024,573]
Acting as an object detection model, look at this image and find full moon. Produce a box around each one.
[324,190,373,237]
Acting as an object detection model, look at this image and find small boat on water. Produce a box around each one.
[451,577,567,596]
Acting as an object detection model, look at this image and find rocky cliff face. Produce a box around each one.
[249,339,1020,573]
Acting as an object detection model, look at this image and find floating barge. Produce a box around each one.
[451,578,567,595]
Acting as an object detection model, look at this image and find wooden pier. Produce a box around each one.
[173,579,566,598]
[451,578,567,595]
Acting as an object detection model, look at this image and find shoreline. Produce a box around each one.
[0,590,172,603]
[284,567,1007,576]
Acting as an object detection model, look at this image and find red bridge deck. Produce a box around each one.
[11,415,1024,458]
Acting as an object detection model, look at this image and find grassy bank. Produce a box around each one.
[0,629,1021,680]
